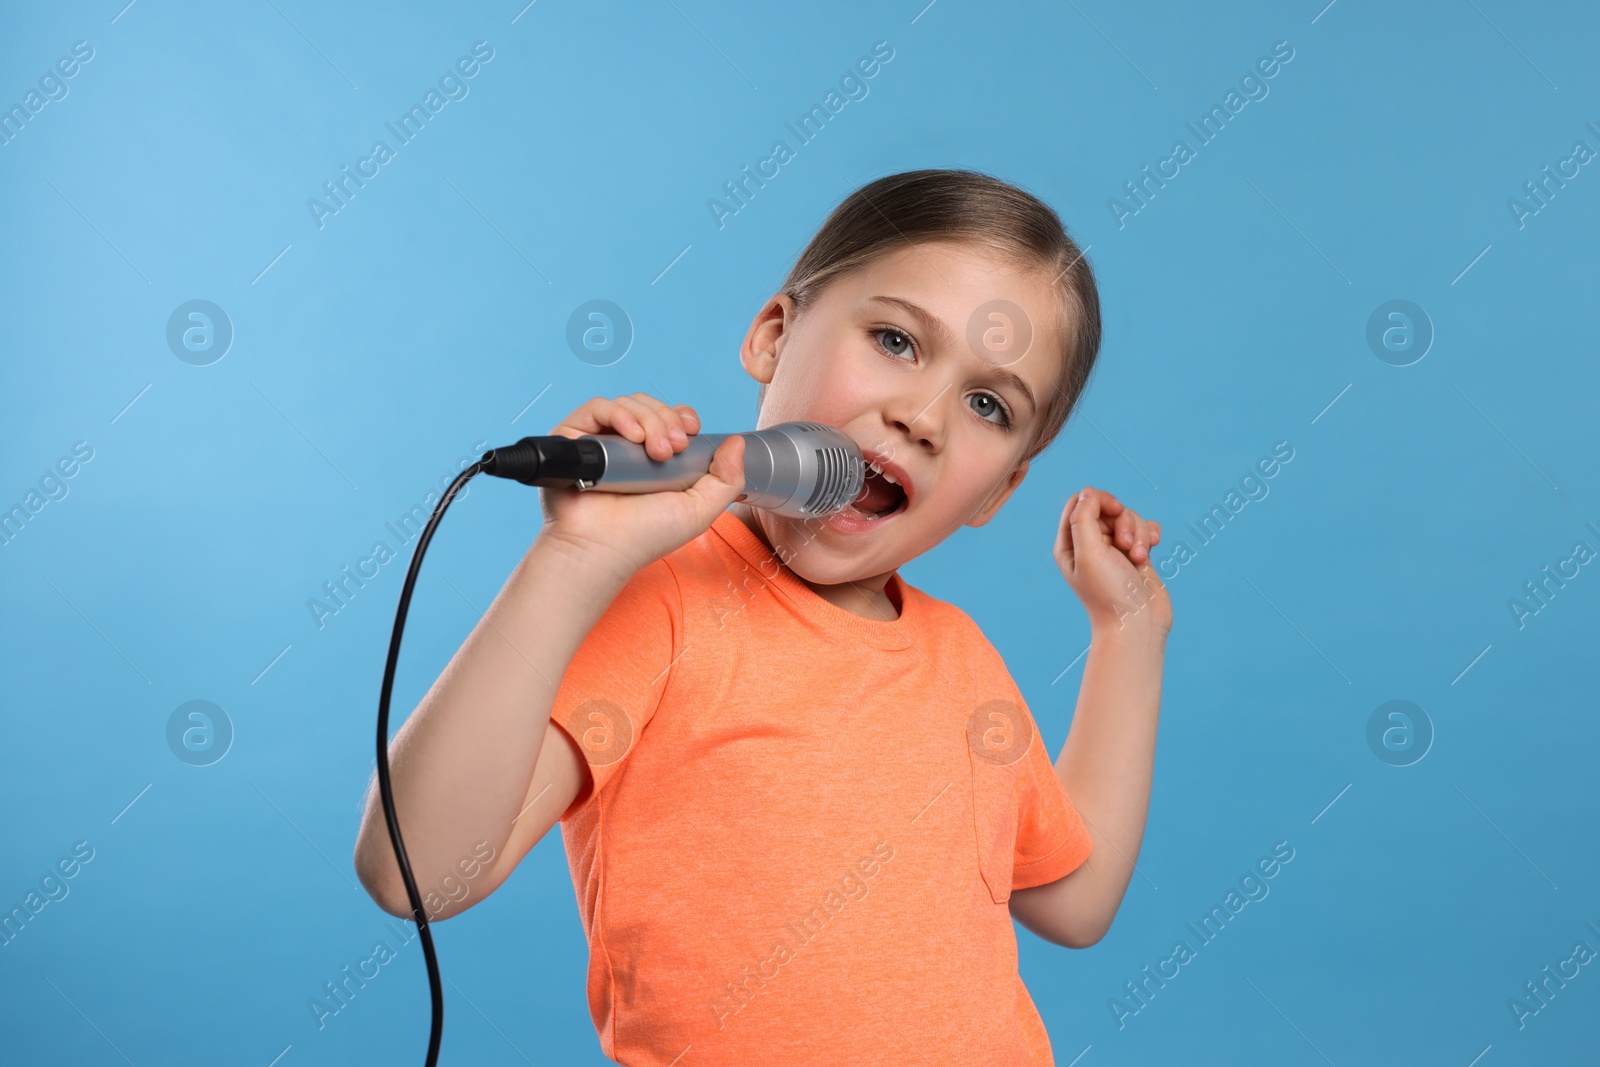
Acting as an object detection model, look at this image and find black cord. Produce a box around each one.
[372,436,581,1065]
[374,462,482,1067]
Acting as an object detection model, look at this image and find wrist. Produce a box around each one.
[1088,615,1170,651]
[530,527,639,595]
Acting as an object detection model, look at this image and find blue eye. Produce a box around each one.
[875,328,914,359]
[969,393,1013,428]
[870,327,1015,430]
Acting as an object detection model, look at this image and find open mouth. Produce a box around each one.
[842,464,908,522]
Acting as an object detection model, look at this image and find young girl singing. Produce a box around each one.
[355,168,1171,1066]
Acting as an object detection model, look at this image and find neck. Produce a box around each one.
[729,503,902,621]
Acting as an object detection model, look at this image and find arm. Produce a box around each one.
[352,393,746,923]
[1009,486,1171,949]
[352,533,628,921]
[1009,623,1165,947]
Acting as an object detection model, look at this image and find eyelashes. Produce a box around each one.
[869,327,1015,429]
[874,326,915,360]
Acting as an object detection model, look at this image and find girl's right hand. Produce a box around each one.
[535,394,747,581]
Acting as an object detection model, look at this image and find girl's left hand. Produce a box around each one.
[1054,486,1173,636]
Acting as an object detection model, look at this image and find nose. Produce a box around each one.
[883,379,951,455]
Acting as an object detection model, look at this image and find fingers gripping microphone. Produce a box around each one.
[479,421,865,518]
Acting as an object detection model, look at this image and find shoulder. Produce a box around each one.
[620,519,742,602]
[634,519,758,634]
[899,577,1010,670]
[664,514,758,584]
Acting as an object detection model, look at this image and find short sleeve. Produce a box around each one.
[546,556,681,822]
[1009,712,1094,890]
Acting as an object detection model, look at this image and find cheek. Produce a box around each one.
[779,351,879,421]
[769,350,840,413]
[940,451,1013,509]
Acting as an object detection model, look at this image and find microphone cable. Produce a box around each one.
[371,435,602,1067]
[373,461,473,1067]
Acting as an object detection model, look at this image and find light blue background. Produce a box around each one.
[3,1,1597,1064]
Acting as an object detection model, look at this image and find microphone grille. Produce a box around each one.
[801,445,859,515]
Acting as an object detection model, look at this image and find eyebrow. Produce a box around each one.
[866,295,1038,416]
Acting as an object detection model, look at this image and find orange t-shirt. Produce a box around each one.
[544,509,1093,1066]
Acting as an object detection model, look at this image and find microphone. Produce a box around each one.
[479,421,865,519]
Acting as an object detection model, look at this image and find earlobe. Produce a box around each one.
[740,294,794,387]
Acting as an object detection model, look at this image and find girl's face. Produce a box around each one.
[738,239,1068,587]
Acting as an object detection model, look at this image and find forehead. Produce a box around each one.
[823,239,1066,400]
[840,239,1055,301]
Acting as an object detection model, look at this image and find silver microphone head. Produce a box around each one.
[729,422,865,518]
[583,421,865,518]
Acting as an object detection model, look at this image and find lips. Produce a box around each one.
[846,448,912,519]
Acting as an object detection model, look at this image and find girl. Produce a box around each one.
[355,169,1171,1065]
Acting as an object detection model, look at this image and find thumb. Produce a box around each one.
[688,432,747,515]
[1069,487,1103,569]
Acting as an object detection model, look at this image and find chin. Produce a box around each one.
[788,555,865,586]
[759,525,846,576]
[799,536,905,587]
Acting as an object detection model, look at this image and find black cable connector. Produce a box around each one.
[479,435,607,487]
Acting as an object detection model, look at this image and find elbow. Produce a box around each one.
[354,843,473,923]
[1058,928,1104,950]
[370,889,416,921]
[358,866,419,921]
[1011,879,1113,949]
[353,839,413,921]
[1056,914,1112,950]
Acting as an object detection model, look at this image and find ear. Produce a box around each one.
[740,294,795,388]
[966,459,1030,528]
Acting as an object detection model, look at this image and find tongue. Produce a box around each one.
[854,472,903,516]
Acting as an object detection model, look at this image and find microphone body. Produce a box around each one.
[480,421,865,519]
